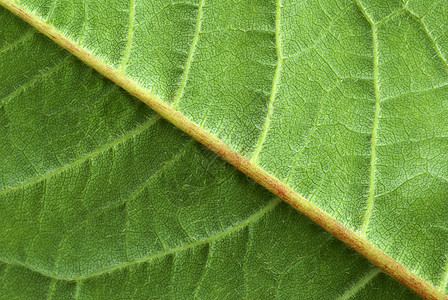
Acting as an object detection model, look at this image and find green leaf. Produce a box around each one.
[0,7,420,299]
[1,0,447,298]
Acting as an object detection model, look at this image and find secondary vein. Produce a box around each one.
[250,0,283,164]
[337,268,381,300]
[171,0,204,108]
[119,0,136,73]
[0,114,161,197]
[355,0,380,238]
[0,29,34,54]
[2,2,445,297]
[0,55,71,107]
[0,198,280,281]
[45,0,57,21]
[407,10,448,72]
[438,256,448,292]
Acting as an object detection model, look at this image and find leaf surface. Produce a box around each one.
[0,7,421,299]
[1,0,448,298]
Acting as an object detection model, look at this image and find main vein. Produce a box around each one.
[356,0,380,238]
[250,0,283,164]
[1,1,444,298]
[171,0,204,108]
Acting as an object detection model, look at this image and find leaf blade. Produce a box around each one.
[1,0,447,298]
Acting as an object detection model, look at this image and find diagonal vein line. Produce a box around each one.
[46,278,56,300]
[191,242,212,298]
[74,281,81,300]
[439,256,448,292]
[171,0,204,108]
[0,198,280,281]
[406,10,448,73]
[337,267,382,300]
[0,115,161,197]
[2,2,446,298]
[45,0,57,21]
[355,0,380,238]
[119,0,136,73]
[77,198,280,281]
[52,138,194,273]
[250,0,283,164]
[0,29,34,54]
[0,55,71,107]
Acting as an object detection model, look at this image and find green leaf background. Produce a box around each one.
[1,0,447,298]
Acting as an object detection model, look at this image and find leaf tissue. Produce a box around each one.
[0,0,447,299]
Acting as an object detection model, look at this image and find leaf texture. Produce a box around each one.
[0,7,421,299]
[1,0,448,298]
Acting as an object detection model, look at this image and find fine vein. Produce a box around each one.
[45,0,57,21]
[119,0,136,73]
[78,0,88,43]
[250,0,283,164]
[74,281,81,300]
[0,55,71,107]
[356,0,380,238]
[406,10,448,72]
[337,268,381,300]
[191,243,212,298]
[171,0,204,108]
[52,140,194,273]
[0,114,161,196]
[78,198,279,280]
[0,198,280,281]
[46,278,56,300]
[0,29,33,54]
[1,2,445,298]
[439,256,448,292]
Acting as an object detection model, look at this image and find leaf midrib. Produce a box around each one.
[1,1,446,298]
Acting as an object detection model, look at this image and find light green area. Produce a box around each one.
[1,0,448,297]
[0,6,420,299]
